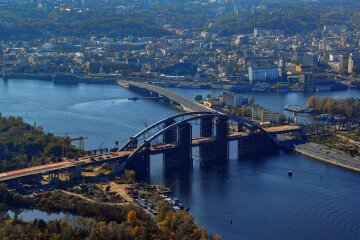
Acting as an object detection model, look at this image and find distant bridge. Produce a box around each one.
[118,80,211,112]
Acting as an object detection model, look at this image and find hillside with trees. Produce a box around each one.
[0,6,170,40]
[211,1,360,36]
[0,114,80,172]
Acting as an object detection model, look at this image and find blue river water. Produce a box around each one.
[1,78,360,239]
[6,209,66,222]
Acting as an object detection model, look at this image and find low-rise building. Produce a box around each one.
[252,107,281,123]
[203,100,222,108]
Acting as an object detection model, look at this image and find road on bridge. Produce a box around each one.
[119,80,212,112]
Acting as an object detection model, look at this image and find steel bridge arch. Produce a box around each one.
[112,112,272,175]
[122,113,269,161]
[119,111,266,151]
[119,111,220,151]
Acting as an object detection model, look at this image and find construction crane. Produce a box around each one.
[62,135,88,159]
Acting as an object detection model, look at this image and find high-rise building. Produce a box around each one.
[299,72,313,89]
[145,0,152,9]
[233,35,249,46]
[348,53,360,74]
[339,54,349,71]
[222,92,247,107]
[248,66,279,82]
[254,28,266,37]
[295,52,317,66]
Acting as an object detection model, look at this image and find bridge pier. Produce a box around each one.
[200,116,214,137]
[215,116,229,160]
[238,122,245,132]
[164,122,193,170]
[199,116,214,161]
[163,119,177,144]
[161,96,172,105]
[200,116,228,163]
[128,85,151,96]
[238,132,277,157]
[48,172,59,183]
[7,179,21,190]
[150,91,160,97]
[70,166,82,180]
[127,143,150,179]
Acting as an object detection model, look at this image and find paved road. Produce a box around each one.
[122,81,211,112]
[295,142,360,171]
[0,151,133,182]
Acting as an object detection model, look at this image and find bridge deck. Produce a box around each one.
[120,80,211,112]
[0,134,251,183]
[264,125,302,134]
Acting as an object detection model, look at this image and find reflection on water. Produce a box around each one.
[6,209,66,222]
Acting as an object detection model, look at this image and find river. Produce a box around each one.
[1,78,360,239]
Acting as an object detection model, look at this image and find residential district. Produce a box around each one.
[2,1,360,92]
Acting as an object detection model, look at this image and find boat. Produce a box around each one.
[177,84,201,89]
[128,97,139,101]
[291,88,305,92]
[277,88,290,92]
[52,74,78,84]
[152,81,171,87]
[284,105,313,113]
[317,114,332,121]
[316,86,332,91]
[231,85,250,93]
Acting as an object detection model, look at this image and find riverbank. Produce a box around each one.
[295,142,360,173]
[3,73,118,84]
[3,73,359,93]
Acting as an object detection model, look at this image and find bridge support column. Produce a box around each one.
[200,116,213,137]
[164,122,192,170]
[127,143,150,179]
[199,117,214,161]
[238,122,245,132]
[161,97,171,105]
[70,166,82,180]
[163,119,177,144]
[7,179,21,190]
[150,91,159,97]
[49,172,59,183]
[215,116,229,160]
[238,132,277,157]
[200,116,228,163]
[238,135,253,156]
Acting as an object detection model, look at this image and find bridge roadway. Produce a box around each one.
[120,81,303,134]
[119,80,211,112]
[0,125,300,183]
[0,133,253,183]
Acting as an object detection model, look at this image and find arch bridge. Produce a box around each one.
[0,112,278,187]
[106,111,276,177]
